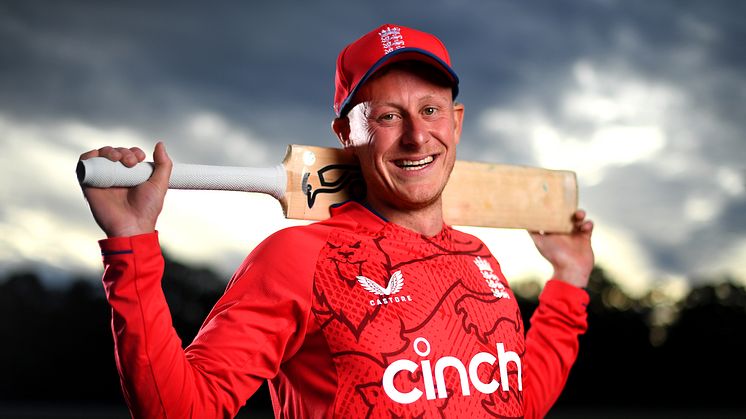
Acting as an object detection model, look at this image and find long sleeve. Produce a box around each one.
[522,279,589,418]
[99,229,321,418]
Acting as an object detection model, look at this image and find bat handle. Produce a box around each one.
[77,157,287,200]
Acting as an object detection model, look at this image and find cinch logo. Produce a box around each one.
[382,337,522,404]
[357,270,413,306]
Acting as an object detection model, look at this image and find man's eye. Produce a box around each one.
[423,107,437,115]
[379,113,396,121]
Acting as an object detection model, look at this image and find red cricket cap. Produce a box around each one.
[333,24,460,116]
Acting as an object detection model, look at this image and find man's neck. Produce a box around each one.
[365,197,445,237]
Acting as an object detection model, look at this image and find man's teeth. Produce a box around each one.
[396,156,434,170]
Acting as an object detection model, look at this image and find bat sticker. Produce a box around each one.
[302,164,366,208]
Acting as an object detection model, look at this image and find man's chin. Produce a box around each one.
[392,189,445,211]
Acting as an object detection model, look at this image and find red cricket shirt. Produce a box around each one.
[99,201,588,418]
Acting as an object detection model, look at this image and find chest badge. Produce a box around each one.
[474,257,510,300]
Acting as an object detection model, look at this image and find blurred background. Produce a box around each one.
[1,0,744,417]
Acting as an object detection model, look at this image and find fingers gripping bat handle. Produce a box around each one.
[77,157,287,200]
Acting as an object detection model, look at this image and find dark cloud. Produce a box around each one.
[721,196,746,233]
[3,1,742,142]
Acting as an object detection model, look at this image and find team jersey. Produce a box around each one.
[99,201,588,418]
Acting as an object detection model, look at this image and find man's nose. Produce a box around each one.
[401,116,430,147]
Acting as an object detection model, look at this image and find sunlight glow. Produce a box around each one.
[157,191,308,277]
[456,226,552,283]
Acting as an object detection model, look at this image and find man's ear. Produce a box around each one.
[332,117,352,148]
[452,102,465,145]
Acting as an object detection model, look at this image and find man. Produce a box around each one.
[80,24,594,418]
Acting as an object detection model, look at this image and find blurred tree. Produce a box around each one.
[0,272,121,402]
[658,279,746,408]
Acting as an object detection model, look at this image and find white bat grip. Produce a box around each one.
[77,158,287,200]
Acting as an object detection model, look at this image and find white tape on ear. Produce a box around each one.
[77,158,287,200]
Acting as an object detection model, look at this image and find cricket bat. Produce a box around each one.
[77,144,577,232]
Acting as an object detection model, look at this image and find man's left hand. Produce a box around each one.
[530,209,595,288]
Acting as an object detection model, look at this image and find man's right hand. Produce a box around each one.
[79,142,173,238]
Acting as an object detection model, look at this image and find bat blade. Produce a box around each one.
[442,160,577,233]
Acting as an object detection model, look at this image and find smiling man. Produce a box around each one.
[79,24,594,418]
